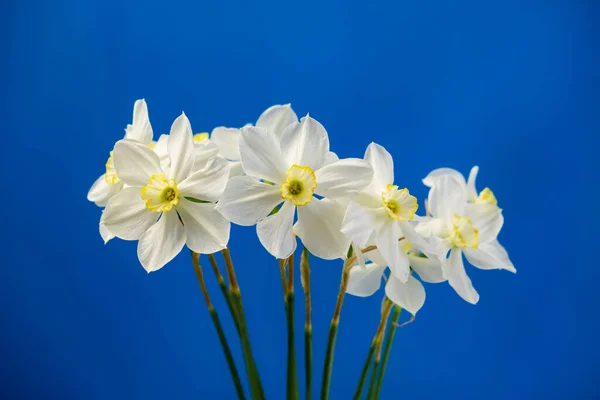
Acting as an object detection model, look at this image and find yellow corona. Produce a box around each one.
[141,174,180,213]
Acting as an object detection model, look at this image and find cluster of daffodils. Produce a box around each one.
[88,100,515,315]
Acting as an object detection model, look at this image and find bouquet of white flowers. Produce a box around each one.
[88,100,515,400]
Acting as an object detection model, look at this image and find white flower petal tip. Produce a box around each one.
[257,201,297,259]
[280,115,330,171]
[255,104,298,136]
[346,262,386,297]
[385,274,426,316]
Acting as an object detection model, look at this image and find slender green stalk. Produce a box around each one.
[352,345,375,400]
[320,256,355,400]
[286,253,299,400]
[222,249,266,400]
[208,254,240,325]
[191,252,246,400]
[300,248,312,400]
[366,300,393,400]
[373,306,402,400]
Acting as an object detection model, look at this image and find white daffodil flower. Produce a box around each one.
[211,104,338,177]
[87,99,154,207]
[416,175,515,304]
[422,165,499,208]
[102,112,231,273]
[340,143,439,283]
[217,115,373,260]
[346,242,445,315]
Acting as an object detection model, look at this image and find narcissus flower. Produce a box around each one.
[416,175,515,304]
[217,115,373,259]
[341,143,439,283]
[422,165,499,208]
[347,240,445,315]
[87,99,155,207]
[102,113,231,272]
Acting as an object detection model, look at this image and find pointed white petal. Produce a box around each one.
[168,113,195,182]
[179,156,230,202]
[398,221,439,258]
[466,165,479,201]
[409,254,445,283]
[177,200,230,254]
[445,248,479,304]
[137,211,186,273]
[465,204,504,243]
[428,175,466,222]
[255,104,298,136]
[364,142,394,189]
[193,140,221,171]
[280,115,329,171]
[125,99,153,144]
[87,174,123,207]
[239,126,288,183]
[314,158,373,200]
[347,262,386,297]
[324,151,339,166]
[211,127,241,160]
[99,211,115,244]
[385,274,426,315]
[341,202,377,248]
[102,187,158,240]
[463,240,516,273]
[217,176,282,226]
[374,220,410,283]
[422,167,465,188]
[257,200,296,259]
[294,198,350,260]
[113,139,163,187]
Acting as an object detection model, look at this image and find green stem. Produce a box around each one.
[300,247,312,400]
[320,257,354,400]
[366,299,393,400]
[191,252,246,400]
[352,345,375,400]
[373,306,402,400]
[286,254,299,400]
[366,358,380,400]
[222,249,266,400]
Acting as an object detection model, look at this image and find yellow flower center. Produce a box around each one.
[194,133,209,143]
[381,184,418,221]
[475,187,497,205]
[141,174,180,213]
[280,165,317,206]
[105,151,120,185]
[449,215,479,249]
[147,141,157,149]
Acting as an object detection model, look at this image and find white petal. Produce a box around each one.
[168,113,195,182]
[466,165,479,201]
[87,174,123,207]
[409,254,445,283]
[103,187,158,240]
[179,156,230,202]
[125,99,153,144]
[137,211,186,273]
[428,175,466,222]
[239,126,288,183]
[255,104,298,136]
[340,202,377,248]
[398,221,438,258]
[374,220,410,283]
[364,142,394,188]
[422,167,465,188]
[465,204,504,243]
[257,200,296,259]
[347,263,386,297]
[294,198,351,260]
[211,127,241,160]
[314,158,373,200]
[113,139,163,187]
[177,200,230,254]
[445,249,479,304]
[228,161,244,177]
[324,151,339,166]
[193,140,221,171]
[385,274,426,315]
[152,134,169,159]
[99,210,115,244]
[463,240,516,273]
[280,115,329,171]
[217,176,282,226]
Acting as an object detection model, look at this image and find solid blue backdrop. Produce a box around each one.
[1,0,596,398]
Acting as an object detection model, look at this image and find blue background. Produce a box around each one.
[2,0,597,398]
